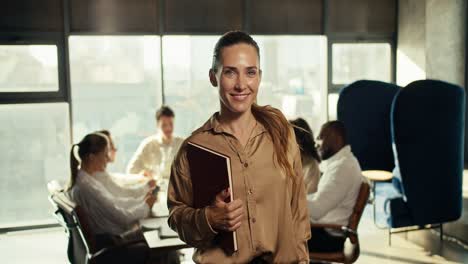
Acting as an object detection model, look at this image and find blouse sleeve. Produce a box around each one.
[167,143,217,248]
[103,172,149,200]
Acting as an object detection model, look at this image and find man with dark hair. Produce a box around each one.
[155,106,175,121]
[127,106,183,264]
[127,105,183,184]
[307,121,364,253]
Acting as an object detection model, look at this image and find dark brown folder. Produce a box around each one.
[186,141,238,253]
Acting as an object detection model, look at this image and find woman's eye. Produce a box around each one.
[247,70,257,76]
[223,70,235,76]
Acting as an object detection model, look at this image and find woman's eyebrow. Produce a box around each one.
[222,66,239,72]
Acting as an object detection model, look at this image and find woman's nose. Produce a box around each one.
[235,74,247,90]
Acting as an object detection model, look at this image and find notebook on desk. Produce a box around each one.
[143,230,185,249]
[186,141,238,253]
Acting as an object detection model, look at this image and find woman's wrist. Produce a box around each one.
[204,207,218,234]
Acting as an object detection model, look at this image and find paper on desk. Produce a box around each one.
[143,229,185,249]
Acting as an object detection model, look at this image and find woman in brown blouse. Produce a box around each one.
[167,31,310,263]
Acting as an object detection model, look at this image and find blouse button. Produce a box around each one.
[251,217,256,223]
[244,162,249,168]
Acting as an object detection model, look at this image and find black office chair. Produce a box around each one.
[49,191,149,264]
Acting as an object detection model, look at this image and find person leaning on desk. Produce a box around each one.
[167,31,311,264]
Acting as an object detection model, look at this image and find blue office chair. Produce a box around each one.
[337,80,401,171]
[387,79,465,245]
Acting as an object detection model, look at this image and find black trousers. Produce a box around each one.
[308,227,346,253]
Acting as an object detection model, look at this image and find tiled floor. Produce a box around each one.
[1,204,467,264]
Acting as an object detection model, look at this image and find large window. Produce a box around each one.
[255,36,328,134]
[69,36,163,172]
[329,42,392,119]
[162,36,219,137]
[0,45,59,92]
[0,103,70,228]
[332,43,391,85]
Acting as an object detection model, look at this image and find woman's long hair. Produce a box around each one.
[290,118,321,162]
[67,133,108,190]
[252,104,295,178]
[212,31,295,179]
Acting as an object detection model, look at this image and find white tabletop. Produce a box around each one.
[140,217,186,249]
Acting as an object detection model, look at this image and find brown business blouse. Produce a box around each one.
[167,113,311,263]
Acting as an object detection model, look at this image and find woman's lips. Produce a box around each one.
[230,93,250,101]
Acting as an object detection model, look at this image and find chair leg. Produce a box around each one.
[388,229,392,247]
[440,224,443,242]
[372,182,377,224]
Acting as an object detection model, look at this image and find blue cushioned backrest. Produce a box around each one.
[337,80,401,171]
[391,79,465,225]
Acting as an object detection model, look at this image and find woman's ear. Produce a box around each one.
[87,153,96,162]
[209,69,218,87]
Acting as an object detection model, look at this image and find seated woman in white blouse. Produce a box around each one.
[66,132,156,248]
[96,129,156,194]
[291,118,321,194]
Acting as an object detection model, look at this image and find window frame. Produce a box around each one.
[328,36,396,94]
[326,35,396,120]
[0,33,69,104]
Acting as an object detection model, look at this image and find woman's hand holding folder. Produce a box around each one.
[206,188,244,232]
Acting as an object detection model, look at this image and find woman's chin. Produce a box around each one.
[226,101,253,114]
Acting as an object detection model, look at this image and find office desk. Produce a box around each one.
[140,217,189,252]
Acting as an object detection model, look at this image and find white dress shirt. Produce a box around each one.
[126,134,184,181]
[307,145,364,226]
[69,170,150,236]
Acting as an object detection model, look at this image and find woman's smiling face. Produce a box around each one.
[211,43,261,115]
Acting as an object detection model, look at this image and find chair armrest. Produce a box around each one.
[89,239,147,260]
[53,209,76,229]
[89,247,112,260]
[341,227,357,236]
[310,223,358,237]
[310,223,343,229]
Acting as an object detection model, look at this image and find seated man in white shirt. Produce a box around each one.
[127,106,184,217]
[307,121,363,253]
[127,106,184,182]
